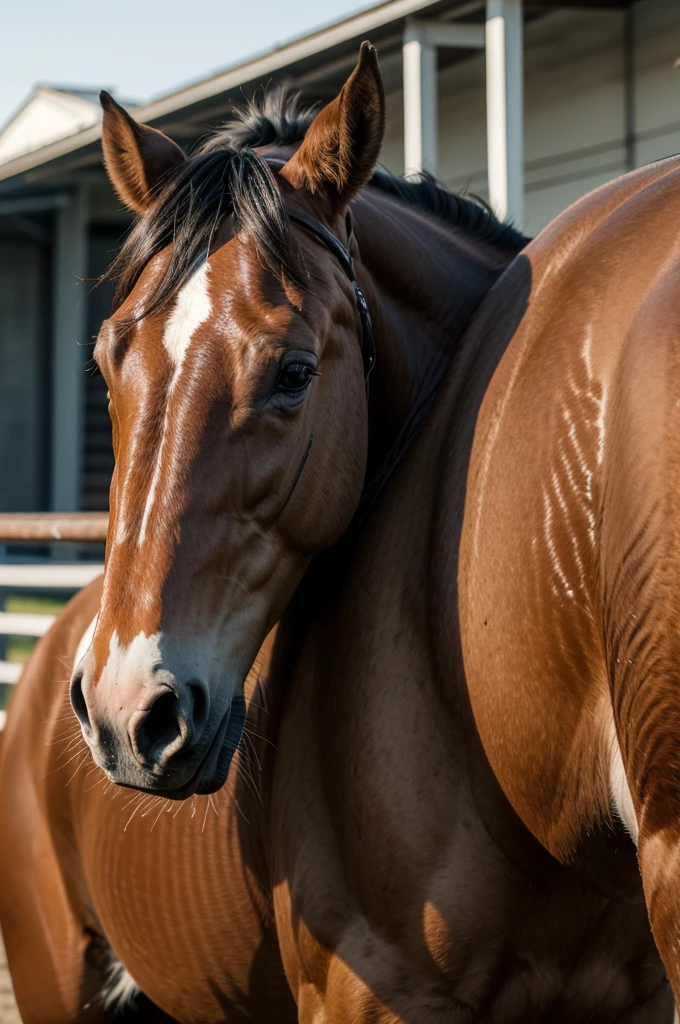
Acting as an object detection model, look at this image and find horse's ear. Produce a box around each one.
[280,42,385,214]
[100,91,186,214]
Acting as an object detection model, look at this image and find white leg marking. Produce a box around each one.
[138,261,212,545]
[608,719,639,844]
[102,955,140,1012]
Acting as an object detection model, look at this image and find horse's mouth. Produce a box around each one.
[118,695,247,801]
[194,698,245,797]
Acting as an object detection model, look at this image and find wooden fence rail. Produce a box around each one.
[0,514,108,724]
[0,513,108,543]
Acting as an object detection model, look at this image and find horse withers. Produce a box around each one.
[0,45,527,1022]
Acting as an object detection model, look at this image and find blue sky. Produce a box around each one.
[1,0,369,127]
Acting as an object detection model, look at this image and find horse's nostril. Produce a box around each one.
[133,690,187,766]
[70,669,91,732]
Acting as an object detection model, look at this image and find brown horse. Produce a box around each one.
[265,163,680,1017]
[0,47,526,1021]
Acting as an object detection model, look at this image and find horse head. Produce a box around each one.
[70,44,384,797]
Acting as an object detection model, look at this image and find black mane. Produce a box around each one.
[201,86,320,152]
[108,86,528,319]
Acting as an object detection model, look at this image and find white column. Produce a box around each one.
[486,0,524,226]
[50,186,88,511]
[403,24,438,175]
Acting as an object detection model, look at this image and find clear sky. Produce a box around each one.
[0,0,370,128]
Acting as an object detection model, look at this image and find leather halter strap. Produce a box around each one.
[287,210,376,384]
[265,159,376,384]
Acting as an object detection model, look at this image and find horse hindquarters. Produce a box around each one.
[457,178,680,1012]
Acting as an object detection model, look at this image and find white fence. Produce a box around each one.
[0,513,107,727]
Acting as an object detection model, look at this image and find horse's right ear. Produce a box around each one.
[280,42,385,215]
[100,91,186,214]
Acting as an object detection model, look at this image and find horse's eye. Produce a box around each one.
[274,362,317,395]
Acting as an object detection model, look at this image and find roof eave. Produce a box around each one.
[0,0,464,186]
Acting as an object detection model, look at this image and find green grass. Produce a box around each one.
[4,594,67,616]
[0,594,75,710]
[5,637,35,665]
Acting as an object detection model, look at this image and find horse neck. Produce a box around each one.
[352,189,517,478]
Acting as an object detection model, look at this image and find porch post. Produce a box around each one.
[403,22,438,175]
[485,0,524,226]
[50,186,88,511]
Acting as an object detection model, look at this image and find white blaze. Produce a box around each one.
[162,260,213,370]
[137,262,212,545]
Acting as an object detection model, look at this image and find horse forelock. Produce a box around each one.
[105,146,305,327]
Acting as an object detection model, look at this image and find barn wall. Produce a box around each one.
[0,241,48,511]
[1,0,679,514]
[381,0,680,236]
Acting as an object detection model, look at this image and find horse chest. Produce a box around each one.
[75,781,296,1023]
[274,806,670,1022]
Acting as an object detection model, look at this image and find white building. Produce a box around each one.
[0,0,677,512]
[0,87,107,167]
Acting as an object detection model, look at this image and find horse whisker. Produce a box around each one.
[243,727,277,749]
[124,798,145,832]
[150,800,170,832]
[65,753,89,787]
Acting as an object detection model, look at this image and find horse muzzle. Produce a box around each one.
[70,662,246,798]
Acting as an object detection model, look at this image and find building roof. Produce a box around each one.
[0,85,139,169]
[0,86,101,166]
[0,0,626,189]
[0,0,490,188]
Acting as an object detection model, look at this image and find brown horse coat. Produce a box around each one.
[0,50,528,1023]
[268,162,680,1020]
[0,577,296,1022]
[5,43,680,1024]
[460,157,680,1009]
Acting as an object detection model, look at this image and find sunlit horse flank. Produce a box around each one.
[0,46,530,1022]
[458,157,680,1012]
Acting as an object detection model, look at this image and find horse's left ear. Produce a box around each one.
[100,91,186,214]
[280,41,385,214]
